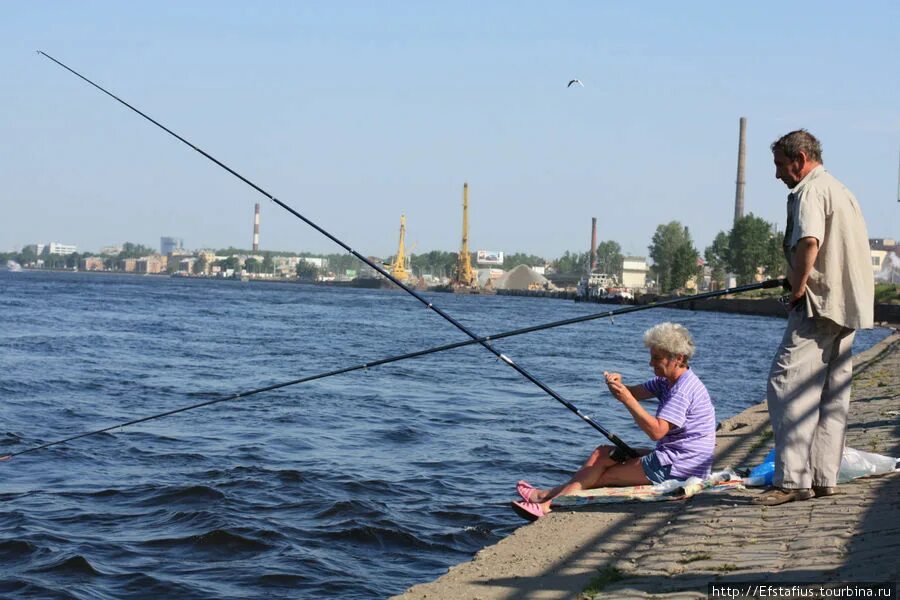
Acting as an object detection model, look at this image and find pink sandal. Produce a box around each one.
[516,480,538,502]
[511,500,545,522]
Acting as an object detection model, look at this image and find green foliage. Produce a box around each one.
[19,246,38,264]
[192,255,207,275]
[875,283,899,304]
[502,252,545,270]
[649,221,700,293]
[704,231,730,289]
[727,214,782,284]
[595,241,623,276]
[215,247,254,256]
[410,250,458,278]
[41,252,81,270]
[681,552,713,564]
[213,256,242,271]
[713,563,739,572]
[296,260,319,280]
[324,253,360,275]
[750,428,774,452]
[261,252,274,272]
[582,566,625,595]
[118,242,156,259]
[705,215,785,286]
[762,233,785,279]
[553,250,590,275]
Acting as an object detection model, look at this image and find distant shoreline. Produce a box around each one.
[9,268,899,326]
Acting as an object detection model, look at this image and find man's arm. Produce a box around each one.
[790,236,819,306]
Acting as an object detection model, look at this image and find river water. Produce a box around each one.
[0,271,889,598]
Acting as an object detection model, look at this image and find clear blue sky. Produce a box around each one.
[2,1,898,259]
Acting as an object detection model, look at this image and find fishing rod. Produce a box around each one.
[36,51,643,458]
[0,279,784,461]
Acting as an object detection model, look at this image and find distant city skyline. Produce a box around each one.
[2,2,898,259]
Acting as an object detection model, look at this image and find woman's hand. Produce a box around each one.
[603,371,634,404]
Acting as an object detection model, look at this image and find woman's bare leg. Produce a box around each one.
[533,456,651,513]
[534,446,617,501]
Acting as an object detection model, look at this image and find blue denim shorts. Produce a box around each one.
[641,451,673,484]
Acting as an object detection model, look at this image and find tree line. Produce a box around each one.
[649,214,785,293]
[4,216,785,293]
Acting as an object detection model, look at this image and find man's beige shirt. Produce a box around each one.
[784,165,874,329]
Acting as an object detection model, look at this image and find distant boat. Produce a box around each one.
[4,260,22,272]
[350,276,387,289]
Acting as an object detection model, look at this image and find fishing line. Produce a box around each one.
[0,279,784,461]
[35,50,643,457]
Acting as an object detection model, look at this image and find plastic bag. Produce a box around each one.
[744,448,776,486]
[838,447,899,482]
[743,447,898,487]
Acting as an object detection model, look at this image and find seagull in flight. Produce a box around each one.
[567,79,584,88]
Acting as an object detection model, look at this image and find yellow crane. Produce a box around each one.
[390,215,411,283]
[454,182,477,288]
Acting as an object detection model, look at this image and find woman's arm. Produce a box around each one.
[619,397,671,441]
[604,372,670,441]
[604,372,655,401]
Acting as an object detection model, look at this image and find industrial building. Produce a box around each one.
[621,257,649,291]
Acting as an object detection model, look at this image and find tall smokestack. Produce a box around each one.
[590,217,598,273]
[734,116,747,223]
[252,203,260,252]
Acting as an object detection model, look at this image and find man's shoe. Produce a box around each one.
[813,486,838,497]
[751,487,813,506]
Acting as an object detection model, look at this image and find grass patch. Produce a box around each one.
[681,552,713,563]
[749,429,774,452]
[875,283,899,305]
[713,563,739,572]
[582,566,626,595]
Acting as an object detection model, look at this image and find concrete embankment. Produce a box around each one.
[393,331,900,600]
[661,296,900,325]
[499,287,900,325]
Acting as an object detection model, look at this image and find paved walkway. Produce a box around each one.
[393,331,900,600]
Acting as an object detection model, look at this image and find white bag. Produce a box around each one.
[744,447,898,487]
[838,447,899,482]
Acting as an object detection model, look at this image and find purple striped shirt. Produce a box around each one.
[642,369,716,479]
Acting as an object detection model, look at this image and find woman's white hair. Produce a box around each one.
[643,322,695,361]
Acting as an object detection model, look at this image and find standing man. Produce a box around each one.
[753,130,874,506]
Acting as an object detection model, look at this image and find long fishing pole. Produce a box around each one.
[36,51,643,457]
[1,279,785,461]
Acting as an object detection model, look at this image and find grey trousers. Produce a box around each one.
[767,309,855,489]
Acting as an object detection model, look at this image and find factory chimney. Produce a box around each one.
[734,117,747,223]
[590,217,598,274]
[252,203,260,252]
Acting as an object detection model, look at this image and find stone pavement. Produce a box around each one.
[393,331,900,600]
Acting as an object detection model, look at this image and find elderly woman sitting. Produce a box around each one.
[512,322,716,521]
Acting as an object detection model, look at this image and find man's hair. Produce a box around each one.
[771,129,823,163]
